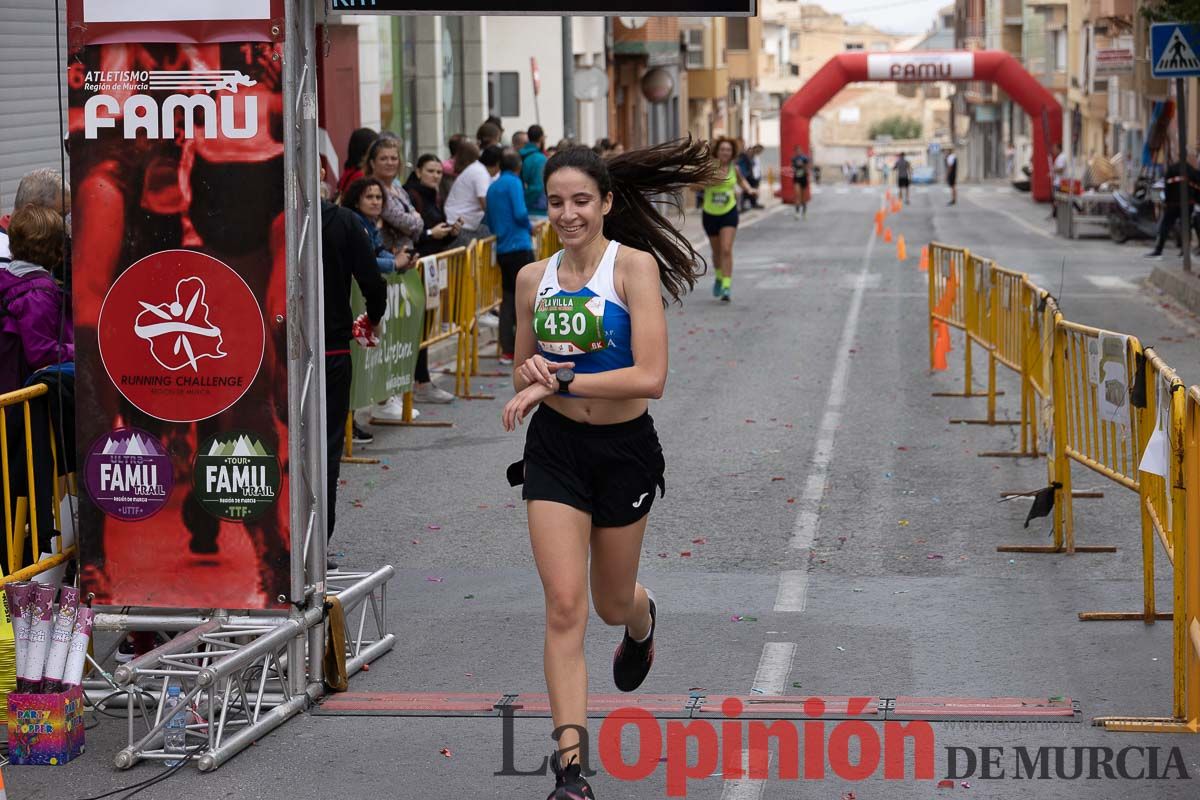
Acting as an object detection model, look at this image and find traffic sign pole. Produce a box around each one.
[1181,78,1191,273]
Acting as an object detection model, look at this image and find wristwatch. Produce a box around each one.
[555,367,575,395]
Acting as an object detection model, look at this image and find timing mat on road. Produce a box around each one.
[313,692,1080,723]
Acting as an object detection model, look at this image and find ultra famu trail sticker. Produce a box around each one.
[193,431,281,522]
[84,427,173,521]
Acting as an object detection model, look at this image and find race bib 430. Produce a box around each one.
[534,295,607,357]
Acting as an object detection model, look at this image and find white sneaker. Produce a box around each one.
[479,312,500,328]
[371,396,406,421]
[413,382,455,404]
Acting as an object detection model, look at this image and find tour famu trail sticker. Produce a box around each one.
[98,250,265,423]
[84,428,173,521]
[194,431,280,522]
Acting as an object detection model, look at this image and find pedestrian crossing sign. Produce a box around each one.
[1152,23,1200,77]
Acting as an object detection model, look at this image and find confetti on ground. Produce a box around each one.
[927,554,944,560]
[898,519,909,526]
[657,553,669,558]
[464,595,475,599]
[836,646,846,652]
[679,551,692,557]
[691,538,707,544]
[427,524,442,531]
[787,497,796,504]
[411,539,420,545]
[731,615,758,622]
[439,748,452,758]
[426,577,444,583]
[771,476,785,481]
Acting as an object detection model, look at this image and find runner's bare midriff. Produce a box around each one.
[543,395,648,425]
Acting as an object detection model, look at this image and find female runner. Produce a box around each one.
[502,141,722,800]
[702,137,757,303]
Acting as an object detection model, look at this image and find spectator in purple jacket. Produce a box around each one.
[0,205,73,394]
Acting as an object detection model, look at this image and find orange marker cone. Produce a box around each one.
[892,200,902,214]
[897,235,907,261]
[875,219,883,237]
[874,209,885,226]
[919,245,929,272]
[932,321,951,370]
[883,227,893,244]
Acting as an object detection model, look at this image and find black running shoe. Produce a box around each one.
[613,595,656,692]
[352,423,374,445]
[547,751,595,800]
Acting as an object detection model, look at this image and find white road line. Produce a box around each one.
[752,642,797,694]
[789,228,874,550]
[1085,275,1138,291]
[720,643,795,799]
[774,570,809,612]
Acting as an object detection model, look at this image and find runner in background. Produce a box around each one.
[502,141,721,800]
[791,145,810,219]
[895,151,912,205]
[702,137,756,303]
[945,148,958,206]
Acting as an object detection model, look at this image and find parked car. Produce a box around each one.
[910,166,936,185]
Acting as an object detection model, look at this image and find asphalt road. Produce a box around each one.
[16,182,1200,800]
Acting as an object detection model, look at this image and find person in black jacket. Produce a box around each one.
[1146,154,1200,258]
[404,154,462,257]
[322,198,387,563]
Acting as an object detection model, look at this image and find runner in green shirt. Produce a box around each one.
[701,137,757,302]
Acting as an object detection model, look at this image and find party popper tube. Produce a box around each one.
[4,582,34,681]
[41,585,80,693]
[62,607,94,690]
[17,584,56,692]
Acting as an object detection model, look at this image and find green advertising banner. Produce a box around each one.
[350,268,426,408]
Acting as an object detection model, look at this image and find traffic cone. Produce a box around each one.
[883,227,893,244]
[919,245,929,272]
[892,200,902,214]
[875,219,884,237]
[932,321,951,370]
[897,235,907,261]
[874,209,885,226]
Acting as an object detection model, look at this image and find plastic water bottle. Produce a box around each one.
[163,685,187,766]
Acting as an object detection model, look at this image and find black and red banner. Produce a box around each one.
[68,1,290,609]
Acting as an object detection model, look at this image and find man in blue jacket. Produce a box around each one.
[485,150,534,364]
[519,124,548,216]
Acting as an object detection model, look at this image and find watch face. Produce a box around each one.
[557,368,575,385]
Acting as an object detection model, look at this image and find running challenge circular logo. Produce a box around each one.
[84,427,174,521]
[98,250,265,422]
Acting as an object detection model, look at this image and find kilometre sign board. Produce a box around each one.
[328,0,755,13]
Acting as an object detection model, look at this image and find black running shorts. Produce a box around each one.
[508,404,666,528]
[701,208,739,237]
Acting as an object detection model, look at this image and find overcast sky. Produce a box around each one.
[813,0,950,36]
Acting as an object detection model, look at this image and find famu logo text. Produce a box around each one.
[84,70,258,140]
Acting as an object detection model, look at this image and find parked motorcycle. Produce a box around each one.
[1108,179,1163,243]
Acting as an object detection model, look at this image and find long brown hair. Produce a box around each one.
[543,138,724,302]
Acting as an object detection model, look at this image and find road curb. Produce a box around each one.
[1149,265,1200,316]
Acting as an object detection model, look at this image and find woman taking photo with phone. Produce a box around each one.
[404,154,462,257]
[501,140,722,800]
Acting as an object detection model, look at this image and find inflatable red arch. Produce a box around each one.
[780,50,1063,203]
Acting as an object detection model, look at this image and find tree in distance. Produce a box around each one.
[869,115,922,141]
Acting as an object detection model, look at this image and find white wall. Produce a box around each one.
[572,16,608,146]
[484,17,564,143]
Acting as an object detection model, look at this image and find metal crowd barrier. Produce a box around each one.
[925,240,1200,733]
[0,383,76,584]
